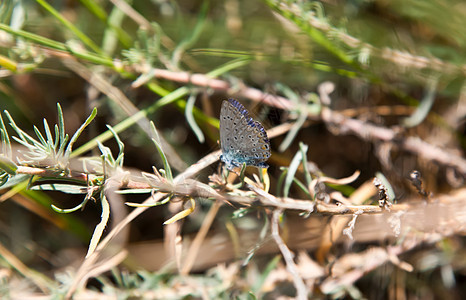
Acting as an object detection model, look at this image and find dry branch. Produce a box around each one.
[117,66,466,175]
[124,187,466,272]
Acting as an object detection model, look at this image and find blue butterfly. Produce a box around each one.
[219,99,271,170]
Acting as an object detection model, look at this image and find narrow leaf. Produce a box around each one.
[43,118,54,148]
[86,193,110,257]
[150,121,173,181]
[185,94,205,143]
[51,199,88,213]
[0,114,12,157]
[0,155,17,175]
[106,125,124,167]
[403,78,438,128]
[65,107,97,158]
[57,103,66,152]
[283,150,303,197]
[278,107,307,152]
[163,198,195,225]
[33,125,47,146]
[299,143,312,187]
[5,110,42,147]
[32,183,88,194]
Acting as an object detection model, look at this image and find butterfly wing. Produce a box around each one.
[234,118,271,168]
[220,99,271,169]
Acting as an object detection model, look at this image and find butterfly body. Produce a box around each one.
[219,99,271,170]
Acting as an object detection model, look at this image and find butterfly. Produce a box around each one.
[219,99,271,170]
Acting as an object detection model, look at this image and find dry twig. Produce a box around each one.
[271,209,308,299]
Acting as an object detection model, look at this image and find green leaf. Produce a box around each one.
[150,121,173,181]
[31,183,88,194]
[33,125,47,146]
[43,118,55,149]
[116,189,154,194]
[185,93,205,143]
[0,155,17,175]
[35,0,104,55]
[403,78,438,128]
[56,103,67,154]
[51,199,88,213]
[5,110,43,148]
[375,172,395,201]
[171,0,208,68]
[65,107,97,159]
[283,149,304,197]
[106,125,124,167]
[0,174,30,189]
[278,104,308,152]
[299,142,312,188]
[86,192,110,257]
[251,255,281,294]
[0,114,12,157]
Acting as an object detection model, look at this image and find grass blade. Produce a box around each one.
[185,94,205,143]
[283,149,304,198]
[150,121,173,181]
[35,0,104,55]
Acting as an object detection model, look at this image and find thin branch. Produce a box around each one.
[12,164,413,215]
[321,107,466,175]
[148,68,294,110]
[128,67,466,175]
[65,149,221,297]
[271,209,308,299]
[181,200,221,275]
